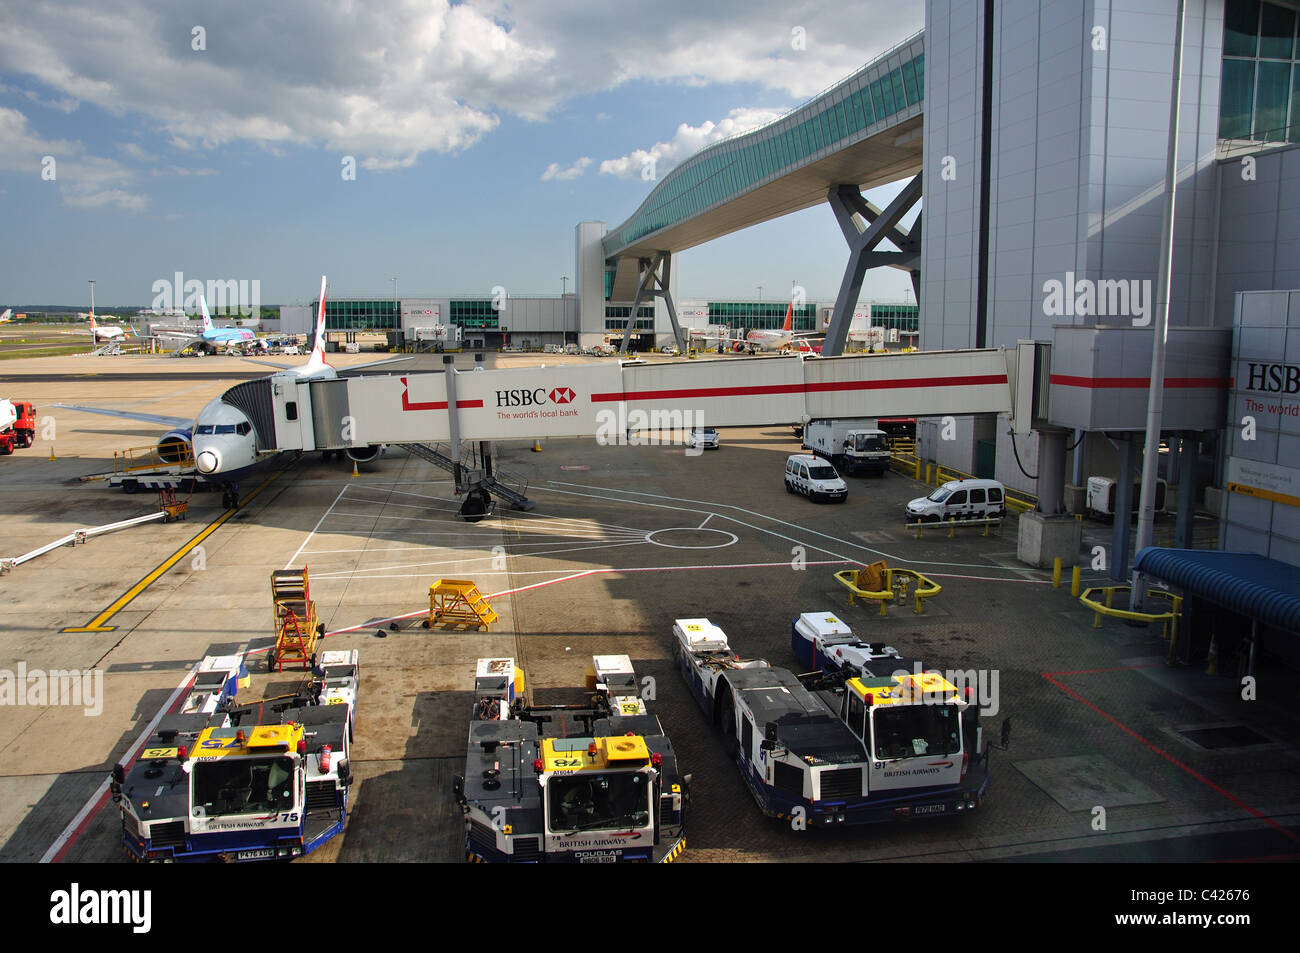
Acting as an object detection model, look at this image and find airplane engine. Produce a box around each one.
[346,445,381,464]
[157,429,193,464]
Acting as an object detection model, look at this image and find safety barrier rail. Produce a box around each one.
[0,511,167,574]
[1078,585,1183,646]
[889,450,922,480]
[904,516,1002,539]
[114,443,195,475]
[833,565,942,616]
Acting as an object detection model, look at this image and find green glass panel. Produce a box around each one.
[1292,65,1300,141]
[1260,1,1294,59]
[1225,0,1260,57]
[902,60,919,105]
[891,70,906,112]
[915,54,924,99]
[1256,60,1292,137]
[1220,58,1256,137]
[870,79,885,118]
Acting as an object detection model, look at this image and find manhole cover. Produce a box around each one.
[559,465,590,471]
[1014,755,1164,812]
[1177,725,1270,750]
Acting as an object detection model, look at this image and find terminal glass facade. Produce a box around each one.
[1220,0,1300,141]
[709,302,816,331]
[869,303,919,332]
[450,300,500,328]
[321,300,398,331]
[605,305,654,330]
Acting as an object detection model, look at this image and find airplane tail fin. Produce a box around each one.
[0,308,11,322]
[199,296,214,332]
[783,302,793,332]
[305,275,328,371]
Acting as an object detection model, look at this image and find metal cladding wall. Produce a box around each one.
[1047,326,1232,431]
[263,350,1025,452]
[804,350,1011,419]
[1221,291,1300,565]
[610,357,806,427]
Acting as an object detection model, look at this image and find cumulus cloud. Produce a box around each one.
[599,106,787,180]
[0,0,921,171]
[540,156,592,181]
[0,106,148,210]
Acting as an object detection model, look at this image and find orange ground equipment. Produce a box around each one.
[421,578,498,631]
[269,567,323,671]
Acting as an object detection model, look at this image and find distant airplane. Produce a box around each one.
[0,308,11,323]
[151,297,267,354]
[691,303,823,354]
[88,312,133,342]
[54,276,409,508]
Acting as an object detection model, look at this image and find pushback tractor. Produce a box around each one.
[453,655,688,863]
[676,616,1007,827]
[110,650,359,862]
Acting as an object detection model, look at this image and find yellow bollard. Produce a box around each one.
[1071,565,1081,597]
[1052,558,1062,588]
[924,463,932,485]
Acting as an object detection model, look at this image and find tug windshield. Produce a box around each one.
[548,772,651,833]
[193,756,296,816]
[871,706,962,760]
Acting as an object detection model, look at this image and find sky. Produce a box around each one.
[0,0,924,309]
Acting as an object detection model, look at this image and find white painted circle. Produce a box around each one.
[644,527,738,549]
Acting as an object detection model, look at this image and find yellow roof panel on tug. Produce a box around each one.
[193,723,304,759]
[540,736,650,772]
[847,671,962,707]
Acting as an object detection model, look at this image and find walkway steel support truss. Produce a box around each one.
[616,252,684,355]
[822,175,922,357]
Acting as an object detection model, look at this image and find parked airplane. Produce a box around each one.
[0,308,12,323]
[690,303,822,354]
[151,297,268,353]
[88,312,133,342]
[54,276,408,508]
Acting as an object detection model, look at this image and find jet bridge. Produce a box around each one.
[262,346,1029,456]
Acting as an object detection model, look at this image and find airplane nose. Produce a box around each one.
[196,450,220,474]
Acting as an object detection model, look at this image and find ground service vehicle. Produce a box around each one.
[110,650,358,862]
[0,399,36,454]
[906,479,1006,523]
[785,453,848,501]
[803,418,891,475]
[1086,476,1167,520]
[676,616,1000,826]
[688,426,719,450]
[453,654,687,863]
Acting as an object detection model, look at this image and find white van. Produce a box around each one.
[785,453,848,502]
[906,478,1005,523]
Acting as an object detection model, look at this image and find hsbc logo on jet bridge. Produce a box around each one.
[494,385,580,422]
[495,386,576,407]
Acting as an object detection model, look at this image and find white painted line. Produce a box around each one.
[41,664,199,863]
[309,539,646,579]
[284,484,351,570]
[543,480,1035,573]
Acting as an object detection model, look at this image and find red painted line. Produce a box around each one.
[1050,375,1229,390]
[51,670,198,863]
[1040,671,1300,845]
[590,375,1007,403]
[399,376,483,411]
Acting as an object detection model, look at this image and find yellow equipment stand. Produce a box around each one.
[834,561,943,616]
[269,567,322,671]
[422,578,498,630]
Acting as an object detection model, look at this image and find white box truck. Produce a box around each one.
[803,418,892,476]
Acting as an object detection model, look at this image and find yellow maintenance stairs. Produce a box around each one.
[422,579,498,631]
[269,567,323,671]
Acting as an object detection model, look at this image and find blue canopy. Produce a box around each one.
[1134,548,1300,634]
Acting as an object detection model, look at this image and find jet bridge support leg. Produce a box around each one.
[822,176,922,357]
[616,252,684,355]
